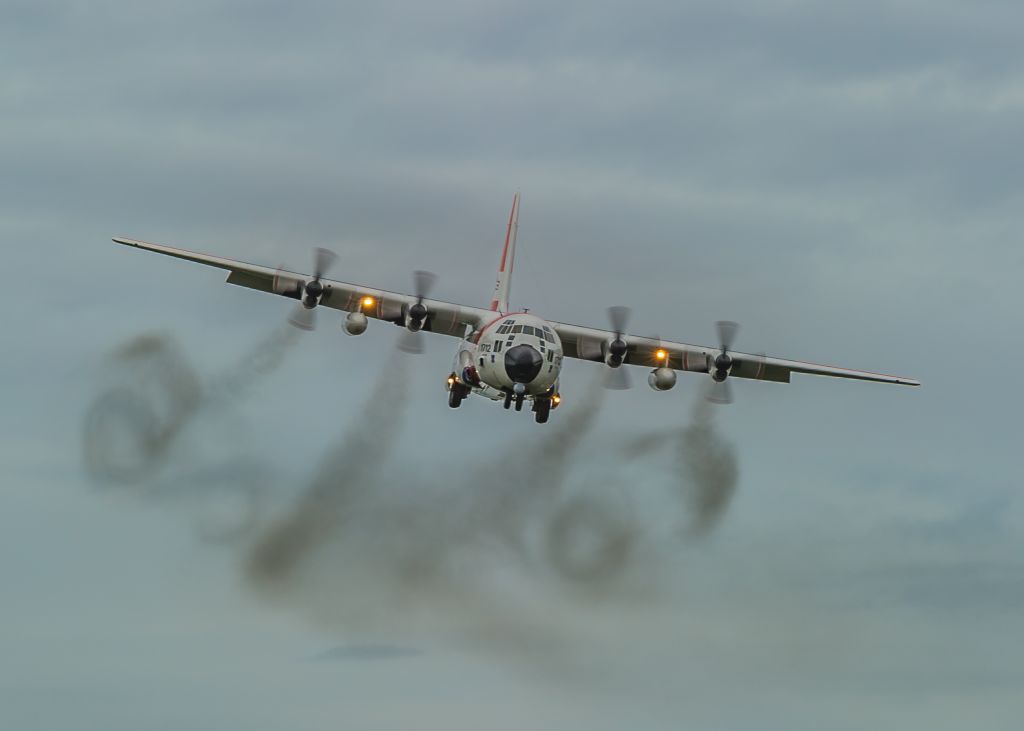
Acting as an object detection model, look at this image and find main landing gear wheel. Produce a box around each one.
[503,391,513,410]
[448,381,469,409]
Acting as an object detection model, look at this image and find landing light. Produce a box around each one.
[447,376,456,386]
[361,296,376,308]
[552,394,561,405]
[655,349,667,361]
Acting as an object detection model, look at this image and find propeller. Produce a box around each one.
[397,270,438,354]
[603,306,632,390]
[707,320,739,404]
[274,247,337,331]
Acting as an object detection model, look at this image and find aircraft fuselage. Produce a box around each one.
[452,312,564,402]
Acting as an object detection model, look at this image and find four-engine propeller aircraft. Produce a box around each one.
[114,194,919,424]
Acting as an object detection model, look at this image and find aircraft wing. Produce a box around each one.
[113,238,491,337]
[550,321,920,387]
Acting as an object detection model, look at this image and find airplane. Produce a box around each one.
[114,193,919,424]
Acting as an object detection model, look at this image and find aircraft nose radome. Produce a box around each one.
[504,344,543,384]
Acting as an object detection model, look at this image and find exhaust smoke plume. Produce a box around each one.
[81,326,300,541]
[245,355,409,587]
[624,396,739,536]
[82,326,742,659]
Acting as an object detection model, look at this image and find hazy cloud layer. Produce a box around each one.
[2,1,1023,730]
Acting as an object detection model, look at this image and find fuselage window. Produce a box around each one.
[512,325,523,334]
[494,341,503,353]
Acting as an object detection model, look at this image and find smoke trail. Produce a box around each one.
[544,491,637,585]
[204,325,301,408]
[463,382,608,554]
[622,396,739,537]
[83,325,742,660]
[82,326,300,486]
[245,355,409,588]
[82,333,201,485]
[675,399,738,536]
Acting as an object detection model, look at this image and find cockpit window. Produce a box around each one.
[544,332,555,343]
[512,325,523,333]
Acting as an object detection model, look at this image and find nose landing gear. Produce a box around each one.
[512,382,526,412]
[499,385,560,423]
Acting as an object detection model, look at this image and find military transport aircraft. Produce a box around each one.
[114,194,918,424]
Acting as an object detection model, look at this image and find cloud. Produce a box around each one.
[5,0,1024,728]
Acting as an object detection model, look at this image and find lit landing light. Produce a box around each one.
[361,295,376,309]
[655,348,668,362]
[552,394,561,406]
[446,375,456,387]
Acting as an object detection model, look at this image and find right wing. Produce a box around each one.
[550,320,920,387]
[113,238,492,338]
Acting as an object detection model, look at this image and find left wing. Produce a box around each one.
[113,238,491,337]
[551,321,920,387]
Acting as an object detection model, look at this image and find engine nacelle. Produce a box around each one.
[648,367,677,391]
[604,337,627,368]
[405,301,427,332]
[710,351,732,382]
[343,312,368,335]
[405,316,424,332]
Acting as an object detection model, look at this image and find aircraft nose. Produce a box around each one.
[504,344,543,384]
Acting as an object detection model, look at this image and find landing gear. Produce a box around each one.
[447,377,470,409]
[512,382,526,411]
[532,396,551,424]
[503,391,513,410]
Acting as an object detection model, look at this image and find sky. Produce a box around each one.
[2,0,1023,729]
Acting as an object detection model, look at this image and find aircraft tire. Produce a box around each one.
[534,397,551,424]
[448,383,468,409]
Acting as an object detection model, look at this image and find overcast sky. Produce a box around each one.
[2,1,1023,729]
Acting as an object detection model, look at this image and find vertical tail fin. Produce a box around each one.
[490,192,520,313]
